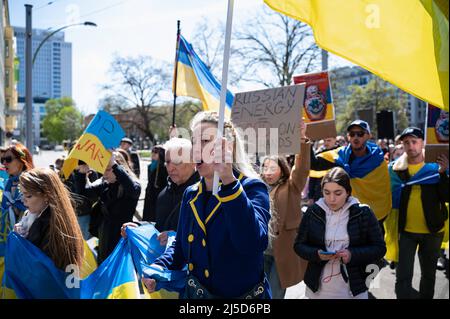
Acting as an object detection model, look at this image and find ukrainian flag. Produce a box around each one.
[1,225,185,299]
[317,142,392,220]
[2,232,139,299]
[62,110,125,179]
[385,162,447,262]
[126,224,186,299]
[264,0,449,111]
[175,35,234,115]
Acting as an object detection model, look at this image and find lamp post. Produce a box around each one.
[24,3,97,151]
[32,21,97,66]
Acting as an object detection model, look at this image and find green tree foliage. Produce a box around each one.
[42,97,84,143]
[336,78,408,137]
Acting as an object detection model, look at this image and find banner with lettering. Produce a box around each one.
[231,84,305,155]
[62,111,125,179]
[424,103,449,163]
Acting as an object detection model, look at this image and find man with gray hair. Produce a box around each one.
[122,137,199,244]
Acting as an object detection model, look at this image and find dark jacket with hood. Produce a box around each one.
[294,200,386,296]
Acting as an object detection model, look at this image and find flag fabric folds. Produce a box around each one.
[174,35,234,115]
[1,224,185,299]
[264,0,449,111]
[317,142,392,220]
[62,110,125,179]
[384,161,446,262]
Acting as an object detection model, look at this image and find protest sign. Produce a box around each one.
[293,71,337,140]
[231,84,305,155]
[62,111,125,179]
[425,104,449,163]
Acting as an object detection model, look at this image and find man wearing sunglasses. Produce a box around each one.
[310,120,392,225]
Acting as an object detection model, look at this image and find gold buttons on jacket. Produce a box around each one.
[189,263,194,271]
[188,234,194,243]
[204,269,209,278]
[202,239,206,247]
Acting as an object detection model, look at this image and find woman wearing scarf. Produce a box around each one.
[1,143,34,241]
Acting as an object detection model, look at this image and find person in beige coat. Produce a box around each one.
[261,122,310,298]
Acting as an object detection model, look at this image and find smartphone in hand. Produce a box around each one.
[319,250,336,255]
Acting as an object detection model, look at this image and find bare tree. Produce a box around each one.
[234,7,321,87]
[102,55,171,142]
[191,17,225,75]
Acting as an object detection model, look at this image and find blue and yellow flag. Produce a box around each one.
[62,110,125,179]
[2,232,138,299]
[1,225,185,299]
[384,161,447,261]
[318,142,392,220]
[175,35,234,115]
[264,0,449,111]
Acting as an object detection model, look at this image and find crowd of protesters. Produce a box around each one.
[0,112,448,300]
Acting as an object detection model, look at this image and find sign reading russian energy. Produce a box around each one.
[293,71,337,140]
[425,104,449,163]
[231,84,305,155]
[62,111,125,179]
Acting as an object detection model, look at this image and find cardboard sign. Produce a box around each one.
[62,110,125,179]
[293,71,337,140]
[231,84,305,155]
[425,104,449,163]
[85,110,125,149]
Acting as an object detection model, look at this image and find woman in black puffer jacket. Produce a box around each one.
[294,167,386,299]
[75,151,141,264]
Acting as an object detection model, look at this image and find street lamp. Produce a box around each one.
[24,3,97,151]
[32,21,97,65]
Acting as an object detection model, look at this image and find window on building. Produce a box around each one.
[5,69,10,88]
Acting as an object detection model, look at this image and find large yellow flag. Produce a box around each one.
[264,0,449,111]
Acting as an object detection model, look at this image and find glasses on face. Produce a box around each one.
[1,156,15,164]
[348,131,366,138]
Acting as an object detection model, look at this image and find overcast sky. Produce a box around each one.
[10,0,352,115]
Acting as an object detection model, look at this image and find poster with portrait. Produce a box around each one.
[424,104,449,163]
[293,71,337,140]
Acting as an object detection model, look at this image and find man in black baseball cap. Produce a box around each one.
[398,127,425,162]
[399,127,424,141]
[391,126,449,299]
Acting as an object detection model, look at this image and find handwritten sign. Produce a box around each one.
[61,110,125,179]
[85,110,125,149]
[425,104,449,163]
[231,84,305,155]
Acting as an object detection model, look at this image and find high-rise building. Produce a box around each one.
[13,26,72,146]
[330,66,427,131]
[2,0,18,146]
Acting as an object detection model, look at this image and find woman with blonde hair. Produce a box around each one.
[141,111,271,299]
[15,168,84,270]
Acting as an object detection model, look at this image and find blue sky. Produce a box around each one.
[10,0,351,115]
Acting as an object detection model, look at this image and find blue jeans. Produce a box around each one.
[264,254,286,299]
[77,215,92,240]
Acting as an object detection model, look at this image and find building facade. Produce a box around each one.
[330,66,427,130]
[14,26,72,146]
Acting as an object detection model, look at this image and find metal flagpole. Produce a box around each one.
[213,0,234,195]
[172,20,181,127]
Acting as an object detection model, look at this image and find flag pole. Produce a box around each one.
[213,0,234,195]
[172,20,181,127]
